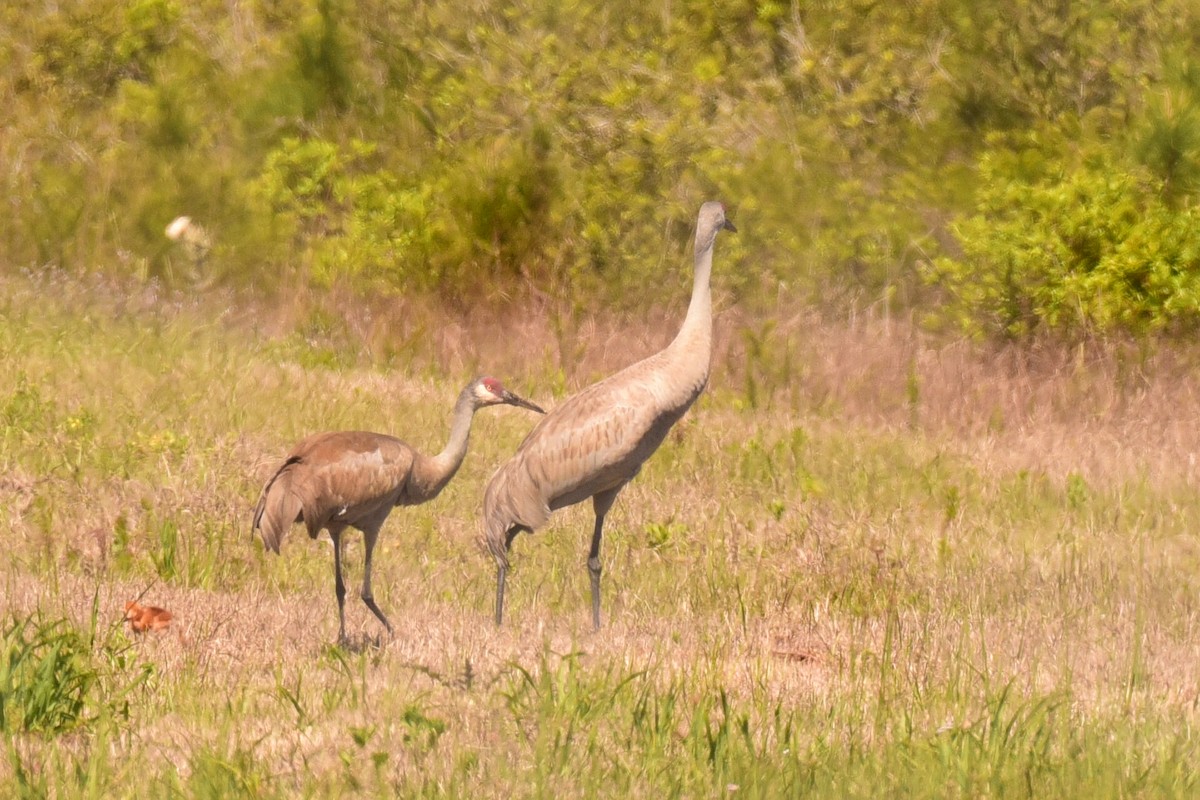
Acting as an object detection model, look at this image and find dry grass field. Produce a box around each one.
[3,270,1200,797]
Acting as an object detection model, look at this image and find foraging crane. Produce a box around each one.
[253,377,544,644]
[483,201,736,630]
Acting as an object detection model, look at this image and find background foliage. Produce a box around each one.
[3,0,1200,334]
[7,4,1200,793]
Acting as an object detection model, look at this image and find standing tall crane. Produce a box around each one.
[483,201,736,630]
[253,377,543,644]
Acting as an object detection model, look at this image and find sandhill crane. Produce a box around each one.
[483,201,736,630]
[253,377,544,644]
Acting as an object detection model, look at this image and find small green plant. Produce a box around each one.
[112,514,133,574]
[400,703,446,750]
[1,376,57,436]
[942,485,962,526]
[1066,472,1090,511]
[0,607,152,742]
[348,723,376,748]
[740,321,795,412]
[644,520,680,550]
[153,518,179,581]
[0,614,96,736]
[906,357,921,429]
[173,745,281,800]
[736,436,773,484]
[928,684,1064,795]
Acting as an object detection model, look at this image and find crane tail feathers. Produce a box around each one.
[482,461,550,569]
[252,463,304,554]
[484,520,511,570]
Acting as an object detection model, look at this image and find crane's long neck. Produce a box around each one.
[409,390,477,501]
[666,232,715,375]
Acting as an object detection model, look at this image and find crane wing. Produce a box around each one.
[484,345,707,534]
[252,456,304,553]
[253,432,417,548]
[514,370,700,510]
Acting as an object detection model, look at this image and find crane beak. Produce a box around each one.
[722,218,737,233]
[503,390,545,414]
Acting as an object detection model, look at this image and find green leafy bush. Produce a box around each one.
[3,0,1200,321]
[0,615,97,736]
[253,137,434,288]
[927,152,1200,337]
[29,0,180,99]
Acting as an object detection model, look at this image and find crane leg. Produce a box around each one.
[360,527,393,637]
[588,489,621,632]
[330,529,348,645]
[494,525,524,626]
[494,564,507,626]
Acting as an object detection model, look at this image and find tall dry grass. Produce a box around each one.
[257,279,1200,485]
[3,271,1200,796]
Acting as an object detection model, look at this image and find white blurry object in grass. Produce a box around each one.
[164,215,213,284]
[165,215,192,241]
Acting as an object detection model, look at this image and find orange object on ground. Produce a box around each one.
[124,600,173,632]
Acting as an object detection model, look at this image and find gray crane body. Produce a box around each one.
[485,345,708,537]
[252,378,544,644]
[253,431,440,554]
[484,201,735,630]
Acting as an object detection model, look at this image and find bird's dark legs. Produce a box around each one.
[586,518,605,631]
[361,527,393,637]
[494,525,524,626]
[494,565,507,626]
[589,489,620,632]
[330,529,348,644]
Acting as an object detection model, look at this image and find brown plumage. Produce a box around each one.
[484,201,736,630]
[124,601,173,633]
[253,377,543,644]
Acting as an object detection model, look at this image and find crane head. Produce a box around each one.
[475,377,545,414]
[697,201,737,246]
[718,202,737,233]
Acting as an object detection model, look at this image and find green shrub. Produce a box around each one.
[926,153,1200,337]
[29,0,180,99]
[4,0,1200,318]
[169,746,283,800]
[253,137,434,288]
[0,615,97,736]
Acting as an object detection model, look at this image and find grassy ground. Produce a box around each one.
[3,271,1200,797]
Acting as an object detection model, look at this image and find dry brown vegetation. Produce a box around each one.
[265,281,1200,484]
[3,272,1200,795]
